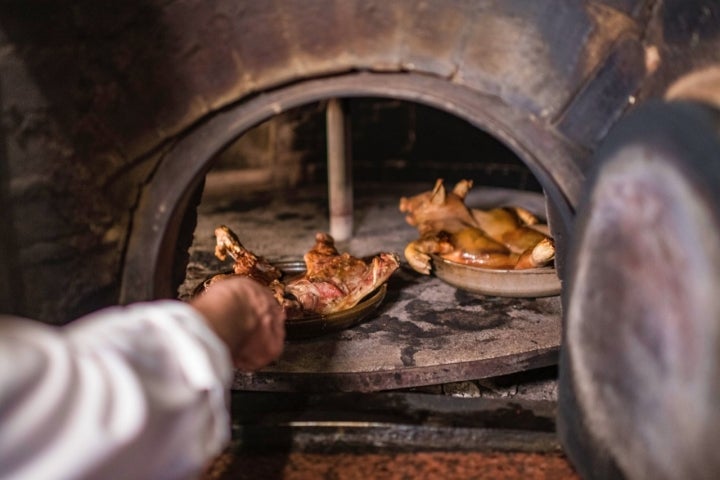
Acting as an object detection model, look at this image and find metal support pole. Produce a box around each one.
[326,98,353,241]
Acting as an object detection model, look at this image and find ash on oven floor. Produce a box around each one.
[180,182,561,396]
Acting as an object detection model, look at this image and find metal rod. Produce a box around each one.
[326,98,353,241]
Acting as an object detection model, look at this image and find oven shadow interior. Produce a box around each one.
[179,98,560,403]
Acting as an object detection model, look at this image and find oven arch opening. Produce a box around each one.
[120,72,582,304]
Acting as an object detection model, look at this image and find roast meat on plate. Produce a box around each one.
[398,178,555,274]
[211,225,399,317]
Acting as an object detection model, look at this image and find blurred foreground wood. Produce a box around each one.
[203,451,579,480]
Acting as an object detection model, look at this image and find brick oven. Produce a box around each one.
[1,1,720,478]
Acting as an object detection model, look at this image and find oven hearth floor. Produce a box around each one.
[181,181,561,393]
[202,389,579,479]
[202,450,579,480]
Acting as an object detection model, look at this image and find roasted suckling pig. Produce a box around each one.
[286,232,400,315]
[399,179,555,274]
[209,225,400,317]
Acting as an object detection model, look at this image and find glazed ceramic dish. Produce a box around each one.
[274,260,387,339]
[195,260,388,339]
[426,187,561,298]
[430,255,561,298]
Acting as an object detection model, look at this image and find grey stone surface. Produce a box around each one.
[182,181,561,393]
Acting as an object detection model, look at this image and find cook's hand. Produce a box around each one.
[190,276,286,371]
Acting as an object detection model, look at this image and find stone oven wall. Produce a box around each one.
[0,0,718,323]
[212,100,542,191]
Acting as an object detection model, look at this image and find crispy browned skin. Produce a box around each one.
[399,179,555,273]
[214,226,282,284]
[285,233,400,315]
[213,225,297,313]
[211,227,399,317]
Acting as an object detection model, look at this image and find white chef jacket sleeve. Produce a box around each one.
[0,300,234,480]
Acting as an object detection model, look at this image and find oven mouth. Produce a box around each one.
[120,71,579,305]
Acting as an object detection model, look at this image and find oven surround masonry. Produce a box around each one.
[4,0,712,322]
[2,3,720,478]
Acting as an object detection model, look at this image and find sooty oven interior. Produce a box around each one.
[4,1,720,475]
[180,97,561,390]
[175,96,565,452]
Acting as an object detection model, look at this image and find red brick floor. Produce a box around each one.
[203,451,580,480]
